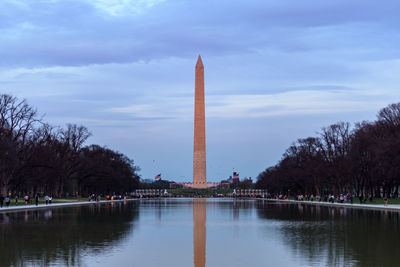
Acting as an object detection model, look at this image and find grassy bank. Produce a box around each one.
[0,197,86,207]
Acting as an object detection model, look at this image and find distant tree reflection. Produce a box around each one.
[0,202,139,266]
[256,201,400,267]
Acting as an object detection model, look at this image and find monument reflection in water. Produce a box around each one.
[193,199,206,267]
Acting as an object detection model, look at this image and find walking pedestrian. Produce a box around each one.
[0,195,3,208]
[15,195,18,204]
[35,193,39,206]
[384,196,388,206]
[5,196,10,207]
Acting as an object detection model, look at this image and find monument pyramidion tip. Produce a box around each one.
[196,55,203,68]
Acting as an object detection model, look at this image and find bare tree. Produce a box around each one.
[257,103,400,200]
[377,103,400,127]
[61,124,92,152]
[0,94,140,197]
[317,122,352,193]
[0,94,41,195]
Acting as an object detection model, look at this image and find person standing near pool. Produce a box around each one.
[35,193,39,206]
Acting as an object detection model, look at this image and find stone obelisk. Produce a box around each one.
[193,55,206,188]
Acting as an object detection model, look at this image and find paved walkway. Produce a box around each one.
[264,198,400,212]
[0,199,136,213]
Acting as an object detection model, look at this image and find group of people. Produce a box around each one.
[0,193,54,208]
[0,195,11,208]
[105,195,124,201]
[88,194,126,202]
[88,194,101,202]
[292,193,389,205]
[24,194,53,206]
[266,192,385,205]
[269,194,288,200]
[294,194,354,203]
[44,195,53,205]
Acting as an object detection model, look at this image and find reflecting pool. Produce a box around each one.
[0,199,399,266]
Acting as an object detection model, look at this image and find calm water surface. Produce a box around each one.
[0,199,399,267]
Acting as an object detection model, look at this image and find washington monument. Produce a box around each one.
[193,55,207,188]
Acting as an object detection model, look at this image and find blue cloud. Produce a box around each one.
[1,0,400,67]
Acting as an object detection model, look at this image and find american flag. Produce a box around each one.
[155,174,161,180]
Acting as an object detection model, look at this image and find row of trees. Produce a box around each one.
[0,94,140,197]
[256,102,400,198]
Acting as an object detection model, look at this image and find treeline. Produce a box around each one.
[256,102,400,198]
[0,94,140,197]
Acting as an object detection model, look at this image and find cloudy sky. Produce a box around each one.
[1,0,400,182]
